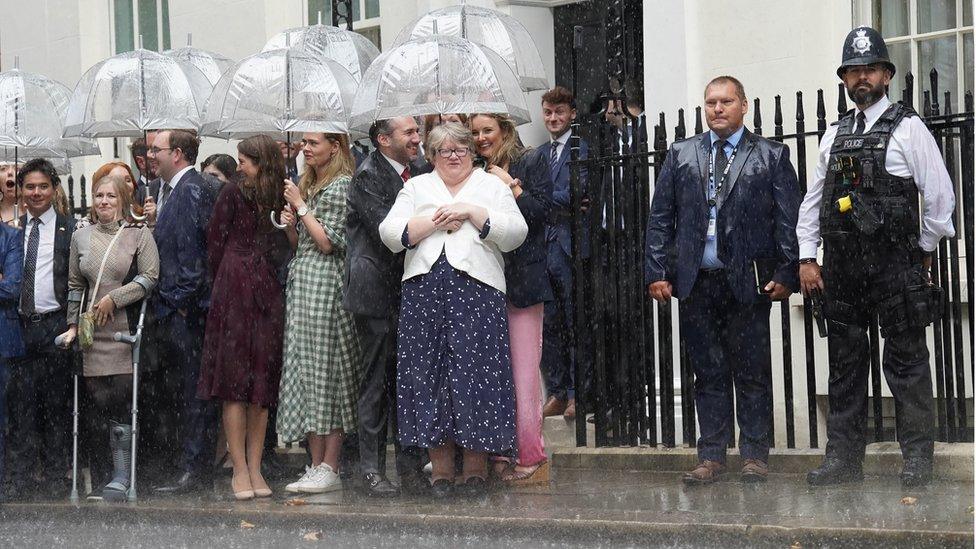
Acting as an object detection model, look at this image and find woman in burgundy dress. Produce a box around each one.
[197,135,291,500]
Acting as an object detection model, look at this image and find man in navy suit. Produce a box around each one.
[645,76,800,484]
[539,87,590,419]
[0,220,23,501]
[5,158,74,499]
[148,129,218,494]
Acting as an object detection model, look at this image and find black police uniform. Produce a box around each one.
[819,102,940,466]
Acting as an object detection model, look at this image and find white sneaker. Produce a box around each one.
[285,464,342,494]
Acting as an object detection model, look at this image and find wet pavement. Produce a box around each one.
[0,469,972,548]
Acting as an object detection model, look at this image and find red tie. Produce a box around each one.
[401,167,411,182]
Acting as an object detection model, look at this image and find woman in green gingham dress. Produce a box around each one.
[277,132,362,494]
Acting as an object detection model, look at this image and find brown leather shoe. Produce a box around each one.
[543,396,567,417]
[741,458,768,482]
[563,398,576,419]
[682,460,726,485]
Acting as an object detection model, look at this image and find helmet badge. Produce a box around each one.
[851,29,872,55]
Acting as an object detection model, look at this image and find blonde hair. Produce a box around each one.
[89,174,133,223]
[470,113,523,168]
[298,133,354,200]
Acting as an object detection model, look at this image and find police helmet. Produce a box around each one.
[837,26,897,78]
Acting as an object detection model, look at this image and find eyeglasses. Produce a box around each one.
[147,146,174,154]
[436,148,471,159]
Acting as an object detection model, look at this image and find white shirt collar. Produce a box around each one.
[381,153,408,178]
[167,165,193,189]
[29,205,56,225]
[856,95,891,131]
[552,129,571,147]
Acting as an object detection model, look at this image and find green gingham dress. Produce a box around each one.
[276,175,363,441]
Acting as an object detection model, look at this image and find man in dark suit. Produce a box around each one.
[539,87,590,420]
[149,129,218,494]
[5,158,75,499]
[344,116,426,497]
[645,76,800,484]
[130,136,156,206]
[0,220,24,502]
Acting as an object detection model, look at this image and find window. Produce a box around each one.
[871,0,974,112]
[306,0,381,50]
[112,0,171,53]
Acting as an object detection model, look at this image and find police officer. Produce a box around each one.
[797,26,956,488]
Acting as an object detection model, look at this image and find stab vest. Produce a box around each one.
[819,101,920,250]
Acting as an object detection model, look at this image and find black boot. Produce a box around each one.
[806,456,864,486]
[103,422,132,503]
[900,457,933,487]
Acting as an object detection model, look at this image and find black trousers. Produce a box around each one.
[5,312,71,489]
[822,238,934,461]
[354,314,423,479]
[679,270,773,462]
[152,311,217,477]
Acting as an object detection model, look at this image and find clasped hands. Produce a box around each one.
[431,203,471,233]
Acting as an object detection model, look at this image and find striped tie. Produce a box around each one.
[20,217,40,315]
[549,141,560,172]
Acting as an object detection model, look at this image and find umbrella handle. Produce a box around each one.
[130,206,147,222]
[270,210,289,230]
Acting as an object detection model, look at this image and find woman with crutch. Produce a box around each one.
[57,172,159,502]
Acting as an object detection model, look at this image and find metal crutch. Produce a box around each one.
[113,298,148,502]
[54,332,80,504]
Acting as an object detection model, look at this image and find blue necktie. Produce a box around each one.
[21,217,41,315]
[549,141,560,172]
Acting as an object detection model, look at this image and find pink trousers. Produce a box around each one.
[506,302,547,467]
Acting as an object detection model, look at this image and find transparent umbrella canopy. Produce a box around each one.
[393,5,548,92]
[200,48,359,139]
[63,48,213,138]
[163,35,234,87]
[0,67,101,158]
[349,35,530,133]
[263,24,380,82]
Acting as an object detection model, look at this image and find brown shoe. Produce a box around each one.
[741,459,768,482]
[563,398,576,419]
[682,460,726,485]
[543,396,568,417]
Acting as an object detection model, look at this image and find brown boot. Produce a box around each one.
[682,460,726,485]
[563,398,576,419]
[741,459,768,482]
[542,396,567,417]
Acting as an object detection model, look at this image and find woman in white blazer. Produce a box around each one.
[379,122,527,499]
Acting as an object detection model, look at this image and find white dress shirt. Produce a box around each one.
[23,205,59,313]
[797,95,956,258]
[158,165,193,213]
[379,168,528,294]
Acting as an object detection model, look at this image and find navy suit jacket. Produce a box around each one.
[644,129,800,304]
[543,137,590,258]
[152,168,215,318]
[0,224,23,358]
[505,147,554,308]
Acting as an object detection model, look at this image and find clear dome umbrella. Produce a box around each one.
[163,33,235,87]
[349,35,530,133]
[62,47,213,138]
[393,4,548,91]
[0,62,101,221]
[263,24,380,82]
[200,47,359,139]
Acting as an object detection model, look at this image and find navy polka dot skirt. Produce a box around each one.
[396,254,517,455]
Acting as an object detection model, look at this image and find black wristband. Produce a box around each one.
[799,258,817,264]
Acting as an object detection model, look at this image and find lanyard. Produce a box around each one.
[707,144,737,207]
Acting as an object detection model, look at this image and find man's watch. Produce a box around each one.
[296,205,309,218]
[799,258,818,264]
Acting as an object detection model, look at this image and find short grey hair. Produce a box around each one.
[425,122,475,163]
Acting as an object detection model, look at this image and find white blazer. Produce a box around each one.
[379,168,528,294]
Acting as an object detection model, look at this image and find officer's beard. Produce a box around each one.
[847,81,887,108]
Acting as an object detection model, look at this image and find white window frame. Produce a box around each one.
[859,0,974,110]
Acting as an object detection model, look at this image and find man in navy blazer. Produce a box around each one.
[539,87,590,419]
[645,76,800,484]
[148,129,218,494]
[0,219,24,501]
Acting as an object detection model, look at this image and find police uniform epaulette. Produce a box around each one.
[831,108,857,126]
